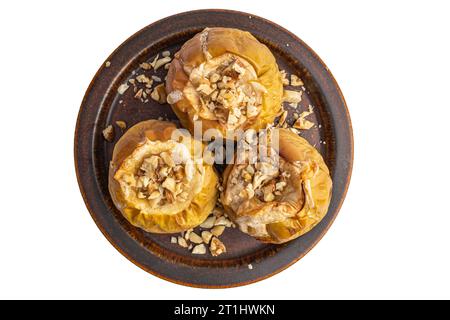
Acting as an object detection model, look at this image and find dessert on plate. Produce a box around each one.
[221,128,332,244]
[108,120,218,233]
[166,27,283,138]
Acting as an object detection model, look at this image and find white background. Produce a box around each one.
[1,0,449,300]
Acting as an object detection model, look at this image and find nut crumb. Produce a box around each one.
[177,236,188,248]
[280,70,289,86]
[139,62,152,70]
[215,216,232,227]
[290,74,304,86]
[117,83,129,95]
[201,231,213,244]
[248,264,253,270]
[170,236,177,244]
[189,232,203,244]
[105,61,111,67]
[211,225,225,237]
[115,120,127,130]
[210,237,226,257]
[102,125,114,142]
[192,244,206,255]
[200,216,216,229]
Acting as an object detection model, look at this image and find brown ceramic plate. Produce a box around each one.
[74,9,353,288]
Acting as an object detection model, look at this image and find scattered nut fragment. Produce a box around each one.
[139,62,152,70]
[201,231,213,244]
[189,232,203,244]
[184,229,192,240]
[293,105,314,130]
[170,236,177,244]
[177,236,188,248]
[154,56,172,71]
[248,264,253,270]
[212,207,224,218]
[136,74,153,87]
[210,237,226,257]
[105,61,111,67]
[102,125,114,142]
[167,90,183,104]
[192,244,206,255]
[215,216,232,227]
[283,90,303,107]
[151,75,162,82]
[117,83,129,95]
[150,84,167,104]
[115,120,127,130]
[211,225,225,237]
[200,216,216,229]
[149,54,160,68]
[162,50,171,57]
[277,110,288,127]
[280,70,289,85]
[290,74,304,86]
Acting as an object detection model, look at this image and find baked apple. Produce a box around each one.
[221,128,332,244]
[108,120,218,233]
[166,27,283,138]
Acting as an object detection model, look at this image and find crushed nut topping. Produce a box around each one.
[186,54,265,129]
[133,147,194,207]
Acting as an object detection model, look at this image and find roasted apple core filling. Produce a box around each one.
[134,153,192,206]
[226,157,302,211]
[114,140,204,213]
[184,53,267,130]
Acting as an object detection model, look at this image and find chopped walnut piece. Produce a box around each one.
[150,84,167,104]
[283,90,303,107]
[201,231,213,244]
[290,74,304,86]
[177,237,188,248]
[139,62,152,70]
[200,216,216,229]
[215,216,232,227]
[154,56,172,71]
[115,120,127,130]
[167,90,183,104]
[117,83,129,95]
[135,74,153,88]
[293,105,314,130]
[170,236,177,244]
[189,232,203,244]
[280,70,289,85]
[277,110,288,127]
[210,237,226,257]
[211,225,225,237]
[102,125,114,142]
[192,244,206,255]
